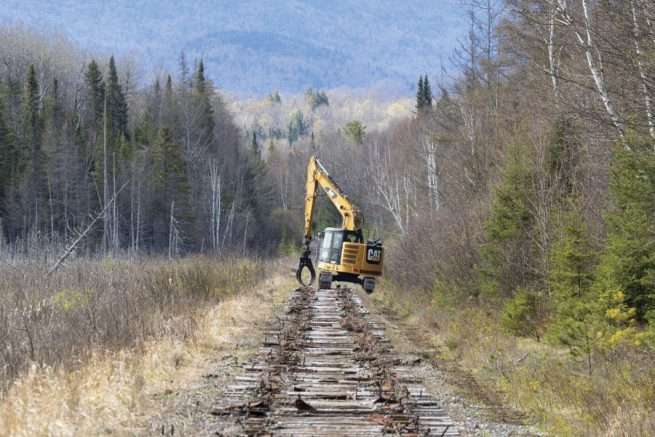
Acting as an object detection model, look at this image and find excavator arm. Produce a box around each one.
[297,156,361,285]
[303,156,361,240]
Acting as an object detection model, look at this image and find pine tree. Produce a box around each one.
[594,140,655,321]
[162,74,176,131]
[306,88,329,110]
[479,143,537,299]
[84,59,105,212]
[251,131,260,160]
[416,75,433,114]
[107,56,129,146]
[423,75,433,109]
[137,78,162,144]
[22,64,47,231]
[343,120,366,145]
[0,90,17,219]
[152,78,161,131]
[194,59,215,149]
[240,141,274,253]
[43,77,66,236]
[84,60,105,133]
[546,207,604,371]
[151,127,193,250]
[416,76,425,111]
[287,110,306,145]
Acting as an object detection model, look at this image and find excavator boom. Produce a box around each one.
[303,156,360,241]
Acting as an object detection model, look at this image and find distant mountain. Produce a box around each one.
[0,0,466,95]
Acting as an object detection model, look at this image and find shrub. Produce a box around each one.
[501,287,541,339]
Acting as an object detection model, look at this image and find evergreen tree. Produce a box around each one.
[423,75,433,109]
[43,77,66,235]
[150,127,193,250]
[305,88,329,110]
[547,117,581,196]
[287,110,307,145]
[107,56,129,146]
[22,65,47,231]
[479,143,537,299]
[162,74,176,131]
[343,120,366,145]
[416,76,425,111]
[240,142,274,252]
[268,91,281,104]
[251,131,260,160]
[594,141,655,321]
[501,287,541,338]
[194,59,215,149]
[416,75,433,114]
[0,90,17,219]
[136,78,162,144]
[84,60,105,133]
[152,78,161,131]
[546,207,604,371]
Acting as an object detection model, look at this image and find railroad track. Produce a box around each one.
[211,286,458,436]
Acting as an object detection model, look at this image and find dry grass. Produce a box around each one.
[0,257,293,436]
[372,280,655,437]
[0,256,264,391]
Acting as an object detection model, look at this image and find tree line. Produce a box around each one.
[0,31,279,257]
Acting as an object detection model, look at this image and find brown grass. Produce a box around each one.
[372,280,655,437]
[0,256,265,392]
[0,257,294,436]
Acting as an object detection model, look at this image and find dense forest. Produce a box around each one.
[0,28,283,256]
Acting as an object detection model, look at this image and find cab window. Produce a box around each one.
[319,231,332,262]
[330,232,343,263]
[319,230,344,264]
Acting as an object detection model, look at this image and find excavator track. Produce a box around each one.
[211,286,458,436]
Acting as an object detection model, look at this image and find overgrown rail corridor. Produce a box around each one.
[209,286,458,436]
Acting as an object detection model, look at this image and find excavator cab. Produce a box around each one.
[316,228,383,292]
[318,229,362,264]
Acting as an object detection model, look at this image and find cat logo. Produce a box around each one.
[367,247,382,264]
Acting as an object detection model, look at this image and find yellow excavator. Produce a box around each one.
[296,156,383,293]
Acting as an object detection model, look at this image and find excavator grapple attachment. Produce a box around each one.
[296,247,316,286]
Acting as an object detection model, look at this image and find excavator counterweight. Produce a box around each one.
[296,156,383,293]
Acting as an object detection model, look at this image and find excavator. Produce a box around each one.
[296,156,383,293]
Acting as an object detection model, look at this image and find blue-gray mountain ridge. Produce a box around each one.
[0,0,466,95]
